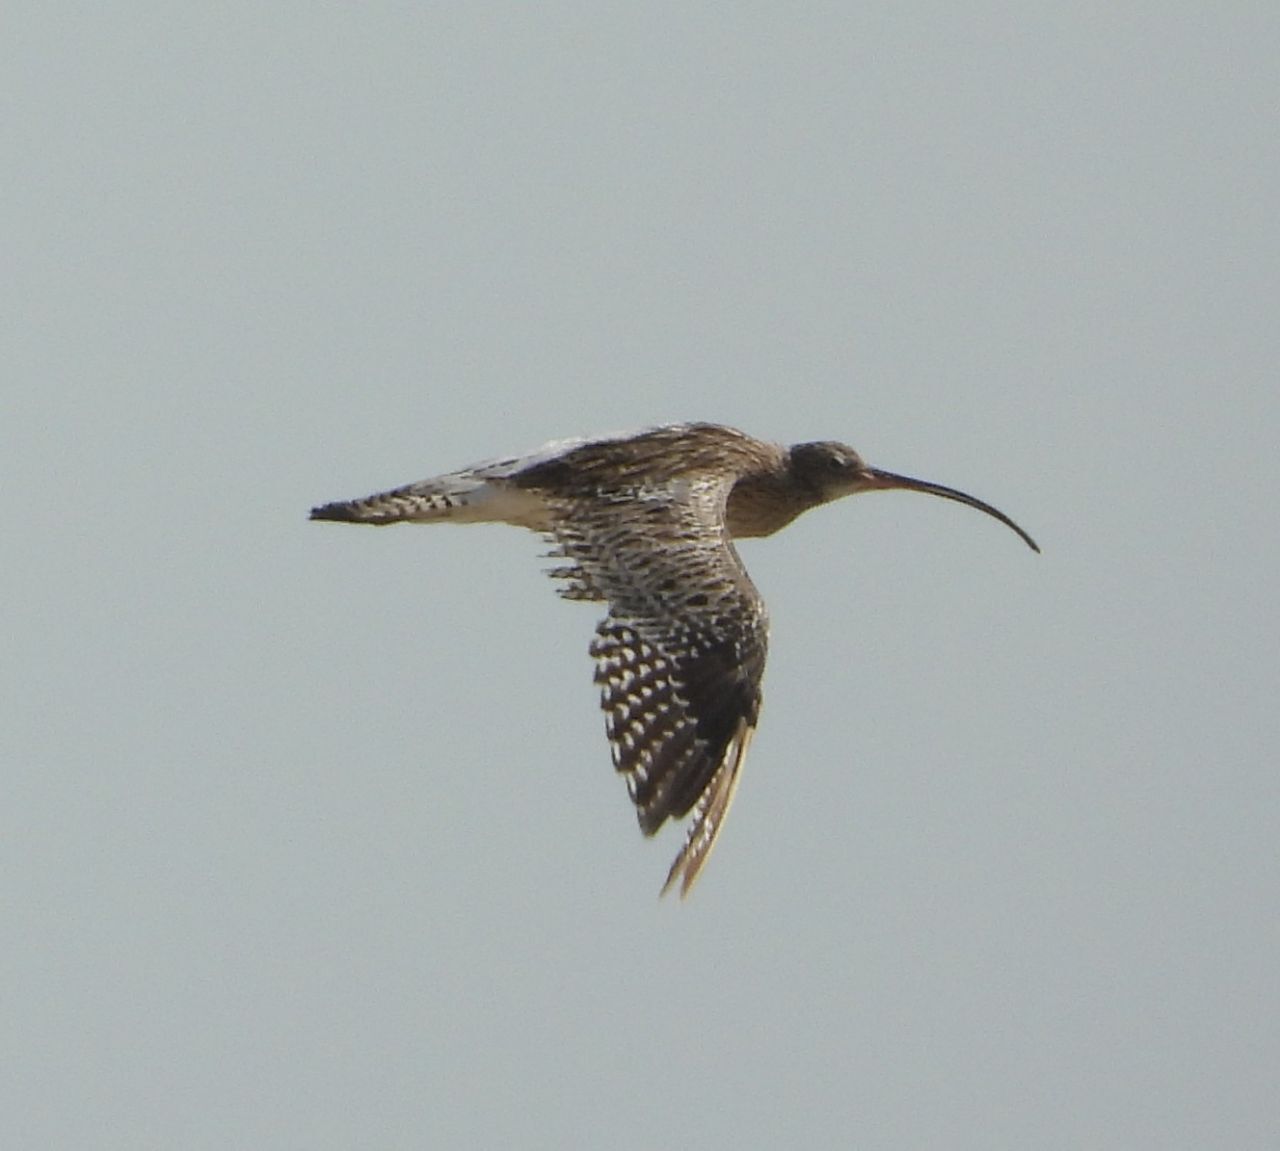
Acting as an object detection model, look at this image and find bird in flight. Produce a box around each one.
[311,422,1038,896]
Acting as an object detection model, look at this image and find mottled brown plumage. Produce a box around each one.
[311,422,1038,896]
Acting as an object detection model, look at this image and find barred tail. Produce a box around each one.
[310,472,550,529]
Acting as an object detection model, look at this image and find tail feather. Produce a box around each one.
[310,476,473,525]
[309,472,550,529]
[309,500,367,522]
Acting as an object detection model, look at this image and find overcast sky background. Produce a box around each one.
[5,4,1278,1148]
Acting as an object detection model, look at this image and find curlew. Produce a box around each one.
[311,422,1038,896]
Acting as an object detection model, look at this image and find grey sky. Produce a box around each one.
[5,4,1278,1147]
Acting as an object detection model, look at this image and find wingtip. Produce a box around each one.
[659,854,694,900]
[656,721,755,901]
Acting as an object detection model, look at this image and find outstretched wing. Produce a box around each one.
[543,477,769,897]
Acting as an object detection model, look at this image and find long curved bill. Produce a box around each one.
[860,468,1040,553]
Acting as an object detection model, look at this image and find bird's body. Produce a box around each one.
[312,422,1038,895]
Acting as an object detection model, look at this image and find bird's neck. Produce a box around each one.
[725,470,820,539]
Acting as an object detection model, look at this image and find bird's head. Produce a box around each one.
[786,440,1040,552]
